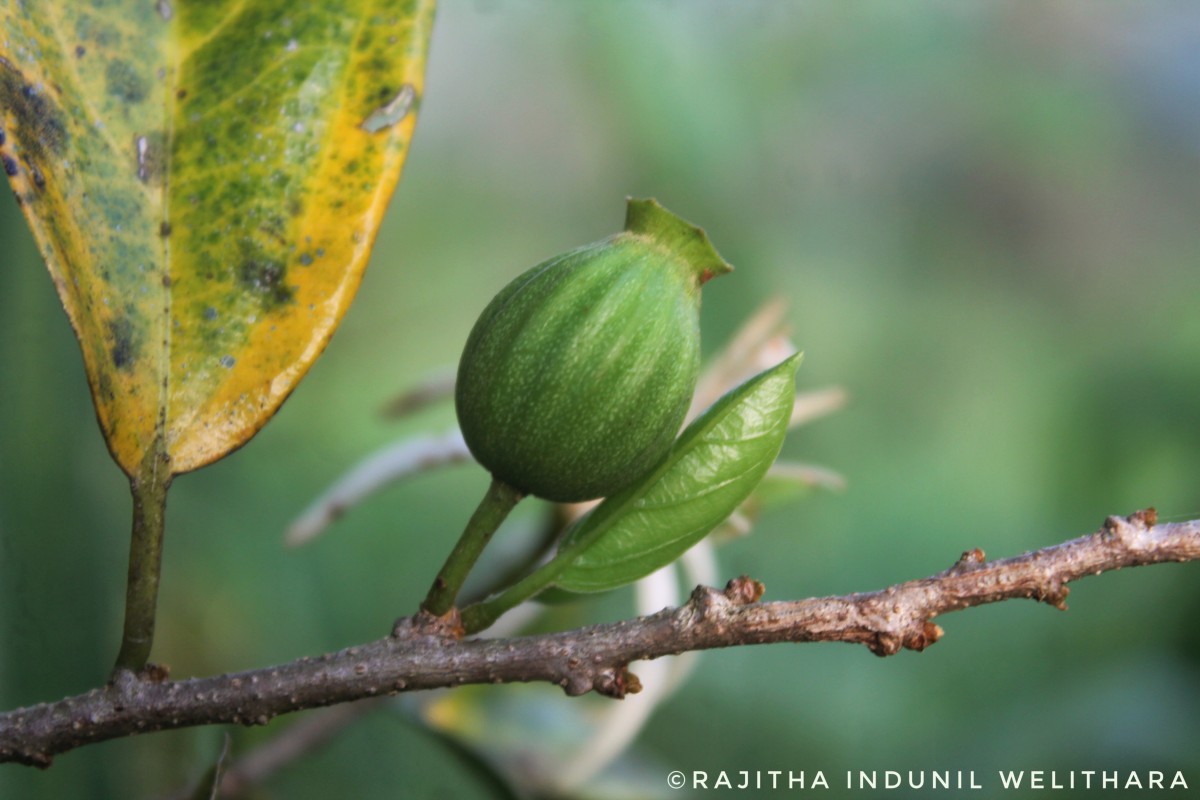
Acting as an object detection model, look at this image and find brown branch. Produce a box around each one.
[3,509,1198,769]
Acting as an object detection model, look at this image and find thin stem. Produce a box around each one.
[112,453,172,676]
[460,505,566,606]
[421,478,523,617]
[460,519,597,633]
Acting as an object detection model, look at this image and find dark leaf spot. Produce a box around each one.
[2,155,17,176]
[105,60,148,104]
[107,316,141,371]
[238,241,296,310]
[0,57,69,158]
[75,45,86,58]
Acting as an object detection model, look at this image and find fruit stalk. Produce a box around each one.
[421,478,524,617]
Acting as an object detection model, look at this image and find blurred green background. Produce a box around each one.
[3,1,1200,797]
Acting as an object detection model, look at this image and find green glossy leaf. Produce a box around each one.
[0,0,435,477]
[553,352,801,594]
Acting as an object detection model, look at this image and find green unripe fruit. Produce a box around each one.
[455,198,732,503]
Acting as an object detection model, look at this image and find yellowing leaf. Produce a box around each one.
[0,0,435,477]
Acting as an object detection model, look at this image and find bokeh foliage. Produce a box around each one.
[3,1,1199,797]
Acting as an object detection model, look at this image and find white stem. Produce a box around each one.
[553,538,719,792]
[286,430,471,547]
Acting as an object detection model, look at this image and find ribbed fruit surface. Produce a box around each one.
[455,198,730,502]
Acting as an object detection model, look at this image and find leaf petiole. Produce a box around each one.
[460,428,686,633]
[111,447,172,676]
[458,516,607,634]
